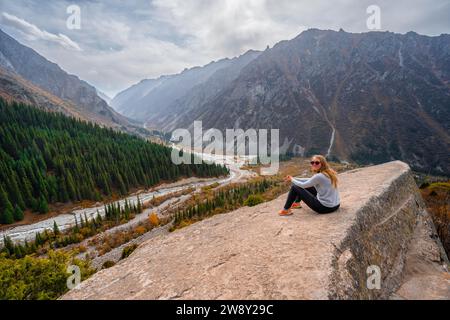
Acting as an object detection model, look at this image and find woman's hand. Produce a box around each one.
[284,175,293,183]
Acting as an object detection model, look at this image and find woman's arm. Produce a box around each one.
[291,174,320,188]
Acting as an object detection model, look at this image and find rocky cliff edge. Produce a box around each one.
[62,161,449,300]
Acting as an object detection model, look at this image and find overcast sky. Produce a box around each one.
[0,0,449,97]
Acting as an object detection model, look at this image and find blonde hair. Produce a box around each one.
[311,155,338,188]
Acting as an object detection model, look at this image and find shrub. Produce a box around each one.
[101,260,116,269]
[419,182,430,189]
[243,194,264,207]
[148,212,160,227]
[79,227,93,238]
[76,245,87,253]
[133,226,146,236]
[201,182,220,192]
[420,181,450,258]
[0,250,94,300]
[98,243,112,256]
[121,244,138,259]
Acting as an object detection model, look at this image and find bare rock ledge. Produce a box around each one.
[62,161,449,300]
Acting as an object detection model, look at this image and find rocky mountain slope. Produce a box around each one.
[111,49,261,123]
[115,29,450,175]
[0,29,143,134]
[0,66,134,128]
[61,161,449,300]
[0,66,87,119]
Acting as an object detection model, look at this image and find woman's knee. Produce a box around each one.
[291,184,304,192]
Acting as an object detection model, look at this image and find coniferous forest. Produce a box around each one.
[0,98,229,224]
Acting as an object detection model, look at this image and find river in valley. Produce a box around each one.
[0,150,257,244]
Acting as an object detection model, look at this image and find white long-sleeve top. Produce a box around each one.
[292,173,340,207]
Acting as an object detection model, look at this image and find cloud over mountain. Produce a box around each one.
[1,12,81,51]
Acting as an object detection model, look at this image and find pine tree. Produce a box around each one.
[79,214,85,228]
[137,195,142,213]
[35,232,43,246]
[24,239,30,255]
[8,173,26,210]
[2,235,14,256]
[37,196,49,214]
[104,205,109,220]
[84,213,89,227]
[14,244,23,258]
[1,206,14,224]
[53,220,60,236]
[13,205,24,221]
[74,215,79,230]
[96,210,102,224]
[124,199,130,219]
[43,230,50,243]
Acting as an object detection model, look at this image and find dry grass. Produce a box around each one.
[93,215,172,257]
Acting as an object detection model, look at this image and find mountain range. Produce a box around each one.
[112,29,450,175]
[111,49,262,123]
[0,29,146,135]
[0,27,448,175]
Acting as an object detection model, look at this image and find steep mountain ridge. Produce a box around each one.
[0,29,141,132]
[116,29,450,174]
[111,49,262,123]
[0,66,121,125]
[182,30,450,174]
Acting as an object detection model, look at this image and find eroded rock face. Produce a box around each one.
[61,161,449,300]
[391,212,450,299]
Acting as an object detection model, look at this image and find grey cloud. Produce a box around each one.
[1,12,82,51]
[0,0,448,97]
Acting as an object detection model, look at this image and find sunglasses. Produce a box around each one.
[310,161,321,166]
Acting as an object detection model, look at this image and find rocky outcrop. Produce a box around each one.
[62,161,449,300]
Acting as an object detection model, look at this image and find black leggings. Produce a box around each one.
[283,185,340,214]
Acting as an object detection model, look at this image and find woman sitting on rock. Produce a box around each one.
[279,155,340,215]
